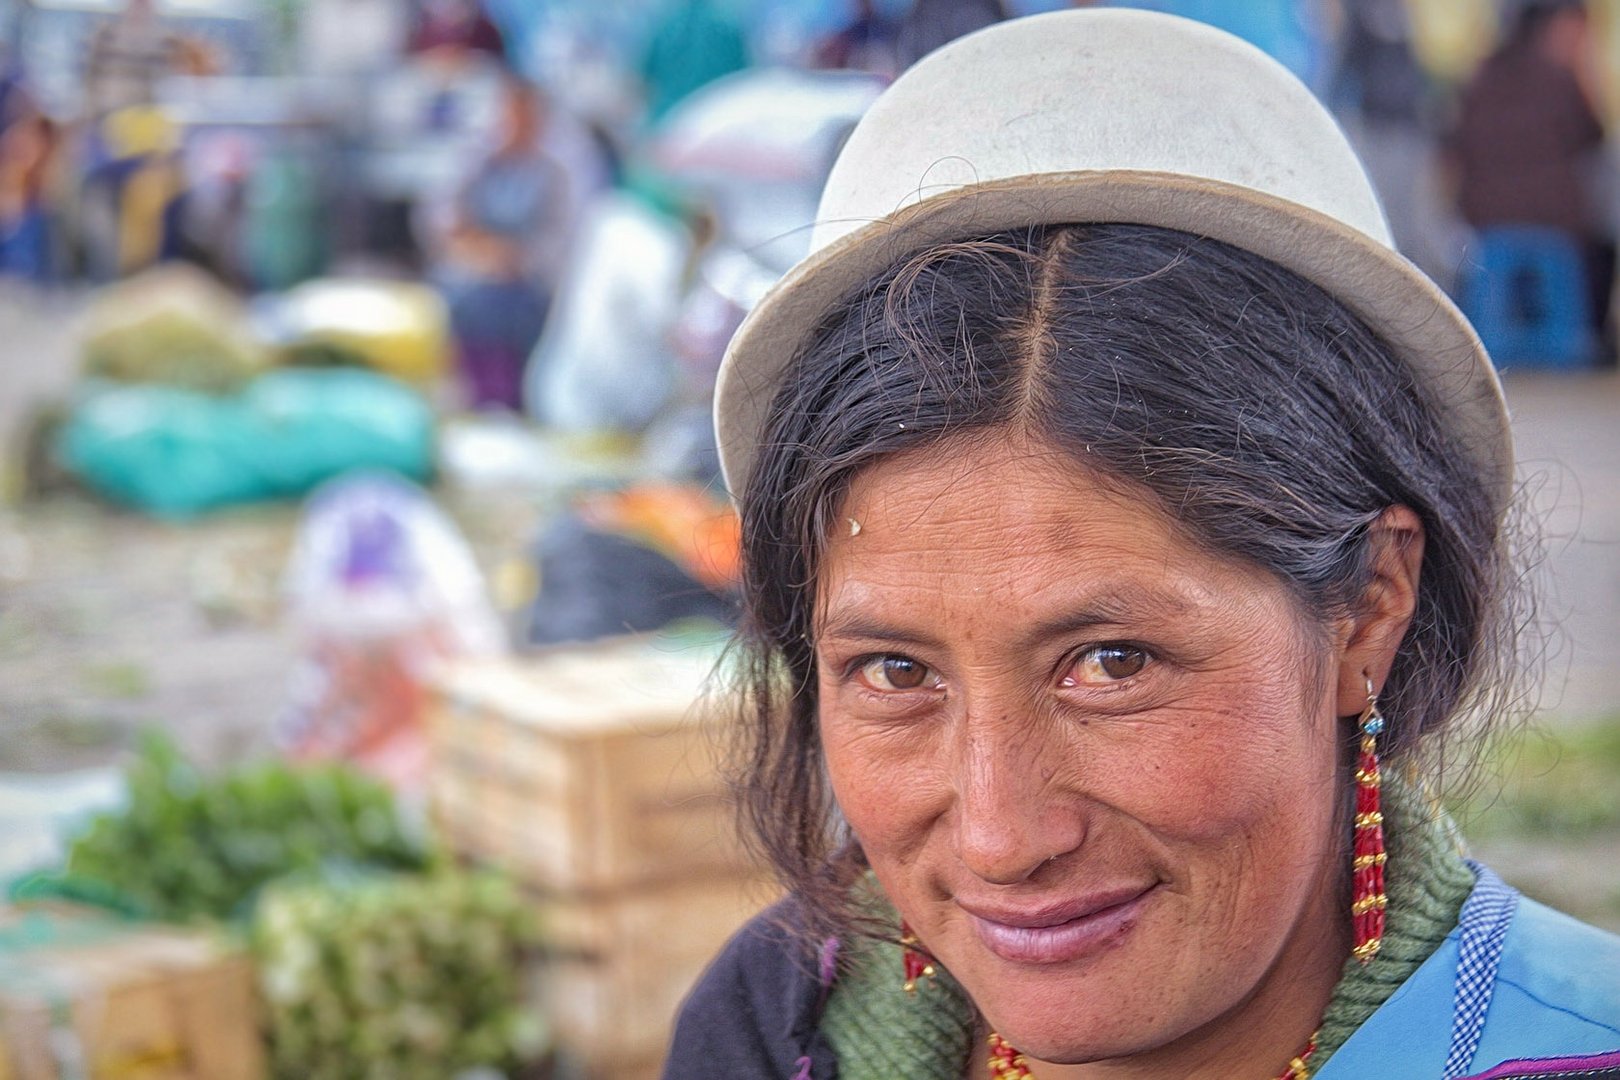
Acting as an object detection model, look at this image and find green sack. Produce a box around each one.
[57,369,435,518]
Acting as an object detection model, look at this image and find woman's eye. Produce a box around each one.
[1064,644,1149,686]
[857,655,936,692]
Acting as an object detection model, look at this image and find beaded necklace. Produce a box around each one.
[985,1029,1318,1080]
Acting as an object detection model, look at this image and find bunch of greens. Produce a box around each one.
[79,266,268,394]
[53,733,427,921]
[24,735,549,1076]
[254,871,546,1080]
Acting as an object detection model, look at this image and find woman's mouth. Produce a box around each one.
[960,885,1157,964]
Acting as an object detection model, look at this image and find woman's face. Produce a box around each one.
[814,433,1351,1070]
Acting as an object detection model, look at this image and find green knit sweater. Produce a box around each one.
[822,774,1476,1079]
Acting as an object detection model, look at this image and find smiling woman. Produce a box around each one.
[815,436,1358,1073]
[662,9,1620,1080]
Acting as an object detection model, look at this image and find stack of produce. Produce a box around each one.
[78,265,267,393]
[10,735,547,1080]
[425,633,776,1079]
[56,368,436,519]
[261,279,451,386]
[57,268,440,518]
[254,872,542,1080]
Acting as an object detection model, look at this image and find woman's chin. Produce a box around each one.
[985,1020,1161,1072]
[950,896,1203,1067]
[964,971,1170,1065]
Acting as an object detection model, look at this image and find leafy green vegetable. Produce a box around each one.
[51,732,428,922]
[29,734,549,1075]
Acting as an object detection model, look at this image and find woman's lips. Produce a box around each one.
[961,885,1156,964]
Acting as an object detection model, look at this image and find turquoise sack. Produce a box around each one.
[57,369,434,517]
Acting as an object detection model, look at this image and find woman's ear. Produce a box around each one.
[1334,505,1425,716]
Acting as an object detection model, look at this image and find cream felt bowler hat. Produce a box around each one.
[713,7,1512,510]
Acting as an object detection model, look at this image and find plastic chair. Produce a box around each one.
[1459,226,1595,370]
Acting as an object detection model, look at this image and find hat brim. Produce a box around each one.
[714,170,1511,511]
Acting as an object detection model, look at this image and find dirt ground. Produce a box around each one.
[2,283,1618,926]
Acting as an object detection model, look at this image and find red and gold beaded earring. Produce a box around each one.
[900,922,935,992]
[1351,675,1388,964]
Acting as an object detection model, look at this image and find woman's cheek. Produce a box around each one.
[1074,686,1329,837]
[822,717,948,848]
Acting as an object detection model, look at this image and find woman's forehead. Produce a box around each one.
[814,432,1292,636]
[828,431,1157,545]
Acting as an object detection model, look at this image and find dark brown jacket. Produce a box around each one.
[1448,44,1605,235]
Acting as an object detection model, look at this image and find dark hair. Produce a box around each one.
[1512,0,1587,44]
[730,223,1531,941]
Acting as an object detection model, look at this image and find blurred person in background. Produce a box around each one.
[407,0,508,65]
[425,72,565,410]
[76,0,213,279]
[0,71,60,281]
[1446,0,1612,363]
[897,0,1009,69]
[814,0,903,77]
[639,0,750,123]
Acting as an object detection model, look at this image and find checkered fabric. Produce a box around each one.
[1444,863,1521,1080]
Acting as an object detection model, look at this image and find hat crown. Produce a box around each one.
[713,7,1508,512]
[813,9,1391,254]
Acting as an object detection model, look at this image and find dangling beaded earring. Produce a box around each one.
[900,922,935,992]
[1351,675,1388,964]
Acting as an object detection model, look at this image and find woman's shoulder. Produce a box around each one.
[1484,897,1620,1037]
[1451,887,1620,1080]
[663,896,838,1080]
[1319,870,1620,1079]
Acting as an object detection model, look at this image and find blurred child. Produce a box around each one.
[426,74,565,409]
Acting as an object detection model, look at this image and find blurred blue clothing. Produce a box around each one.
[896,0,1006,68]
[439,273,548,347]
[1460,226,1595,369]
[0,208,50,280]
[461,151,558,244]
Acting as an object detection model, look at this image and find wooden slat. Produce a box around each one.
[425,637,755,893]
[0,905,266,1080]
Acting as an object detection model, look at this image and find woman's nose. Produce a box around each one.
[951,720,1087,885]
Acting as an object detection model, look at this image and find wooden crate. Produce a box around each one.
[0,904,266,1080]
[537,874,780,1076]
[426,636,776,1077]
[426,636,753,894]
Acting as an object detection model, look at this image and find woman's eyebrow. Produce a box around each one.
[816,585,1197,652]
[1022,586,1197,645]
[813,616,946,653]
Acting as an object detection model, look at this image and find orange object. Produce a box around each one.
[578,483,741,590]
